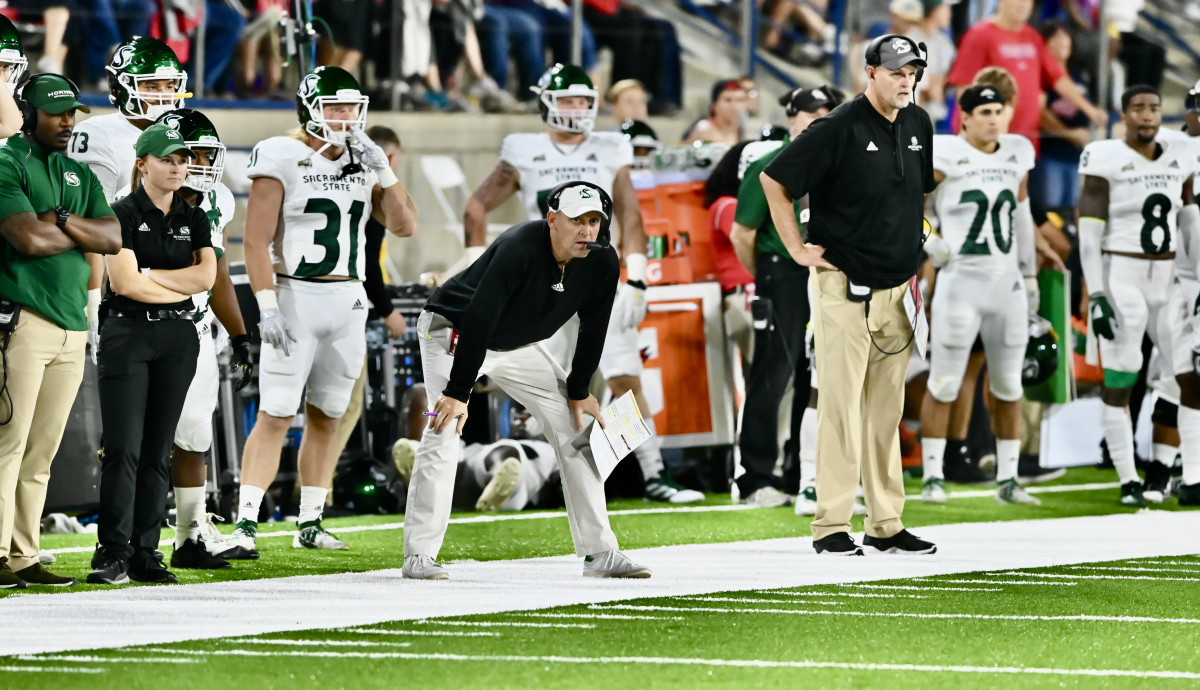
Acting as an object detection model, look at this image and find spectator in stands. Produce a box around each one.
[946,0,1105,151]
[851,0,922,94]
[606,79,647,127]
[7,1,72,74]
[906,0,955,129]
[583,1,682,114]
[680,79,747,145]
[1032,20,1091,210]
[196,0,248,95]
[315,0,372,72]
[432,0,520,112]
[236,0,287,99]
[476,1,545,102]
[489,1,597,83]
[83,0,155,87]
[760,0,833,66]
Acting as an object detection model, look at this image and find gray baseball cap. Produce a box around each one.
[871,35,927,71]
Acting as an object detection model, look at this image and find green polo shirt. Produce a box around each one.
[0,136,113,331]
[733,144,804,261]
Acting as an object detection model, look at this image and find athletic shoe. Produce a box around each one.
[170,538,231,570]
[1119,481,1147,507]
[475,456,523,512]
[921,477,947,504]
[402,554,449,580]
[86,549,130,585]
[38,551,56,565]
[1178,482,1200,507]
[741,486,791,508]
[1017,454,1067,484]
[863,529,937,554]
[293,519,348,550]
[582,550,652,578]
[198,514,258,560]
[227,518,259,557]
[128,552,178,584]
[15,563,76,587]
[812,532,863,556]
[943,442,992,484]
[995,478,1040,505]
[1142,463,1171,504]
[644,472,704,504]
[0,557,26,589]
[392,438,418,484]
[794,486,817,516]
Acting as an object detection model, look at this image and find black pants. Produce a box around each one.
[97,317,199,561]
[737,252,811,496]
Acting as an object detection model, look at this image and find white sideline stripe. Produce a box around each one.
[22,655,195,664]
[1064,565,1200,574]
[758,590,930,599]
[7,513,1200,657]
[40,481,1128,556]
[94,650,1200,680]
[238,639,414,647]
[840,584,1003,592]
[0,665,103,674]
[688,596,846,606]
[413,620,596,629]
[1128,560,1200,566]
[991,571,1200,582]
[595,604,1200,624]
[514,612,686,621]
[915,579,1077,586]
[340,628,499,637]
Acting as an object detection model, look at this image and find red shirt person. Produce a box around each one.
[946,0,1105,151]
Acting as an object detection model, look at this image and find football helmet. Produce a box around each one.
[0,16,27,90]
[534,64,598,134]
[107,36,188,121]
[296,66,369,145]
[156,108,225,193]
[1022,317,1060,387]
[619,118,661,169]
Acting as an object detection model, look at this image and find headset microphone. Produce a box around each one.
[585,240,606,250]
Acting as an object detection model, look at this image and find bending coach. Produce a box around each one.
[759,34,938,557]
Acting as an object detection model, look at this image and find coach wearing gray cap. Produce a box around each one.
[761,35,938,556]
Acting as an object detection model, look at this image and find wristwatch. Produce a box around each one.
[53,206,69,230]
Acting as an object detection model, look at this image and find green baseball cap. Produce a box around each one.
[134,123,196,159]
[25,74,89,115]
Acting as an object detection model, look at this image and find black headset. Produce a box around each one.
[864,33,927,85]
[545,180,614,250]
[16,72,83,131]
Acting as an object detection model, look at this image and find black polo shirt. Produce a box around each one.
[107,186,213,312]
[763,95,936,289]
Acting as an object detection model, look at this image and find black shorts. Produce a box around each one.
[314,0,373,53]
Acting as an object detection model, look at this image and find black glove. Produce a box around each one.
[230,334,253,391]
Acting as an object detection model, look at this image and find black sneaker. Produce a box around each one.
[86,548,130,585]
[863,529,937,554]
[1017,454,1067,484]
[170,538,231,570]
[813,532,864,556]
[943,441,993,484]
[1178,482,1200,507]
[15,563,76,586]
[0,557,26,589]
[1142,463,1171,503]
[128,552,178,584]
[1119,481,1147,507]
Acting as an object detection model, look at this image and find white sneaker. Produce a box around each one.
[293,519,348,550]
[475,456,522,512]
[583,550,652,578]
[995,478,1040,505]
[198,514,258,559]
[794,486,817,516]
[403,554,449,580]
[228,519,259,554]
[921,478,947,504]
[392,438,418,484]
[742,486,791,508]
[38,551,56,565]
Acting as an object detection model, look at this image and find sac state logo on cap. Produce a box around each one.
[578,188,593,199]
[63,172,80,187]
[166,130,182,140]
[891,38,911,54]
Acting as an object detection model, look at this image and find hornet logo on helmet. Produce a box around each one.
[298,74,320,100]
[891,38,911,54]
[110,44,136,70]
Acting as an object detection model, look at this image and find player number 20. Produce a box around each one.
[958,188,1016,256]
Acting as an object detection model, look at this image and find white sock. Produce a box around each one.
[922,437,946,481]
[799,407,817,490]
[238,485,265,524]
[1151,442,1176,467]
[1179,407,1200,485]
[299,486,327,524]
[174,486,206,546]
[634,416,664,481]
[1101,403,1140,485]
[996,439,1020,483]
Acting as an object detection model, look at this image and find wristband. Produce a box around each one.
[54,206,69,230]
[627,279,647,290]
[255,289,278,312]
[625,252,647,282]
[377,167,399,189]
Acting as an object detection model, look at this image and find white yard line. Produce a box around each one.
[4,512,1198,657]
[238,639,414,646]
[513,612,686,621]
[0,665,103,673]
[838,584,1004,591]
[918,482,1119,500]
[1063,565,1200,574]
[757,590,930,599]
[412,620,596,629]
[595,604,1200,624]
[339,628,499,637]
[1128,559,1200,566]
[914,578,1077,586]
[990,571,1200,582]
[18,654,196,664]
[686,596,846,605]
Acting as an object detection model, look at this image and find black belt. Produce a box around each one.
[107,309,194,321]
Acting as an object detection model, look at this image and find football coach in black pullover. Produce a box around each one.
[402,181,651,581]
[761,35,938,557]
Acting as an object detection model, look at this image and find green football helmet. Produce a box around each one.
[1022,317,1060,387]
[0,16,26,90]
[106,36,189,121]
[534,64,598,134]
[619,119,661,169]
[296,66,369,145]
[156,108,225,193]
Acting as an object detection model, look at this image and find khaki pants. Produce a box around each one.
[810,269,911,541]
[0,310,86,571]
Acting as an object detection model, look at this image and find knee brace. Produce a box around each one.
[927,373,963,403]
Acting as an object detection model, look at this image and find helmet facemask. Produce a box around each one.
[184,137,226,193]
[540,88,598,134]
[117,69,189,121]
[0,50,27,91]
[302,90,369,145]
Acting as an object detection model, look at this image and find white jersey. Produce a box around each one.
[1078,137,1198,255]
[246,136,378,280]
[69,112,142,201]
[499,131,633,222]
[931,134,1035,274]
